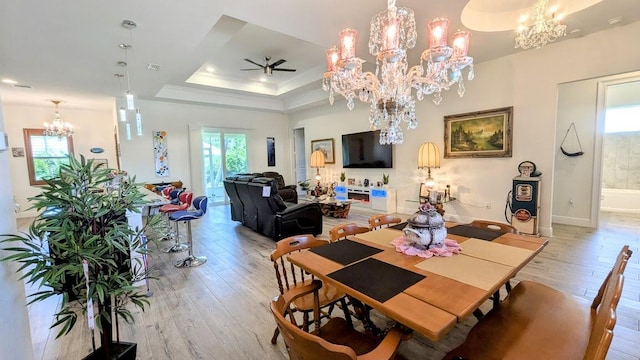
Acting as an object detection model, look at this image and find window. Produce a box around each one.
[23,128,74,185]
[604,106,640,133]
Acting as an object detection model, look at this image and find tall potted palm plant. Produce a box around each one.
[1,155,164,359]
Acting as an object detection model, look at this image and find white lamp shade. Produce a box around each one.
[310,150,326,168]
[418,142,440,169]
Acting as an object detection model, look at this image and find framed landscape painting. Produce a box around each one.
[311,138,335,164]
[444,106,513,158]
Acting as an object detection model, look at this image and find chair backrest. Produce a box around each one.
[161,186,175,198]
[468,220,517,234]
[192,196,208,214]
[329,223,369,242]
[261,171,286,189]
[368,214,402,230]
[584,245,631,360]
[270,235,328,295]
[144,184,156,192]
[270,280,358,360]
[179,191,193,206]
[584,274,625,360]
[591,245,632,309]
[169,188,184,201]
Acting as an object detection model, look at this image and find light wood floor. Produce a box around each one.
[22,206,640,360]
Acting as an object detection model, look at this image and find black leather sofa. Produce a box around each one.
[261,171,298,204]
[223,176,322,240]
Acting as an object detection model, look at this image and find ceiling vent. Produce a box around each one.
[147,63,160,71]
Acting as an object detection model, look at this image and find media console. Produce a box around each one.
[335,185,397,213]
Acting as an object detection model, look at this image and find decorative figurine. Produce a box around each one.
[402,203,447,249]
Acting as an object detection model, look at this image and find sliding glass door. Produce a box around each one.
[202,131,248,204]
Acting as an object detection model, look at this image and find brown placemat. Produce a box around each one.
[310,240,383,265]
[447,225,503,241]
[328,258,425,303]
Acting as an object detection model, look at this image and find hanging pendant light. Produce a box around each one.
[118,106,127,122]
[119,43,136,110]
[118,19,144,139]
[125,90,135,110]
[125,120,132,140]
[135,108,143,136]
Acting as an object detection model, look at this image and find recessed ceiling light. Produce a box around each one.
[116,61,127,67]
[260,77,267,82]
[608,17,623,26]
[206,66,215,73]
[569,29,582,36]
[119,43,132,50]
[1,79,17,84]
[121,20,137,29]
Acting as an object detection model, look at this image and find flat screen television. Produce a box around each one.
[342,130,393,168]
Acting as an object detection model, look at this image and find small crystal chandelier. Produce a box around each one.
[322,0,474,145]
[43,100,74,137]
[515,0,566,49]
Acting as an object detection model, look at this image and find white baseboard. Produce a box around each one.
[600,207,640,214]
[552,215,593,227]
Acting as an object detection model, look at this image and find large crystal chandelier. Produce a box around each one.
[322,0,474,144]
[43,100,74,137]
[515,0,566,49]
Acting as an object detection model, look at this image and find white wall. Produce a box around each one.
[118,99,292,196]
[0,95,35,359]
[291,21,640,236]
[3,102,118,217]
[553,78,599,227]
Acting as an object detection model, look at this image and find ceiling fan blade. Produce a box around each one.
[243,58,264,68]
[272,68,296,72]
[240,68,262,71]
[270,59,286,68]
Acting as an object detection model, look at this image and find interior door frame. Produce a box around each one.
[591,71,640,226]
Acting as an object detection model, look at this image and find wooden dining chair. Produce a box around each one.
[329,222,370,242]
[468,219,518,234]
[270,280,408,360]
[368,214,402,230]
[443,245,632,360]
[270,234,352,344]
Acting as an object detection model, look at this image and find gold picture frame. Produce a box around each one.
[311,138,335,164]
[444,106,513,158]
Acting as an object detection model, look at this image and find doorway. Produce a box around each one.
[552,71,640,228]
[202,130,248,204]
[599,80,640,215]
[293,128,306,196]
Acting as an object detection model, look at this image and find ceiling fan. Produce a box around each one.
[241,56,296,75]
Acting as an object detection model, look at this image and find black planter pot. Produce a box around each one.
[82,342,137,360]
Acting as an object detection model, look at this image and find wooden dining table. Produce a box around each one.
[287,222,548,341]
